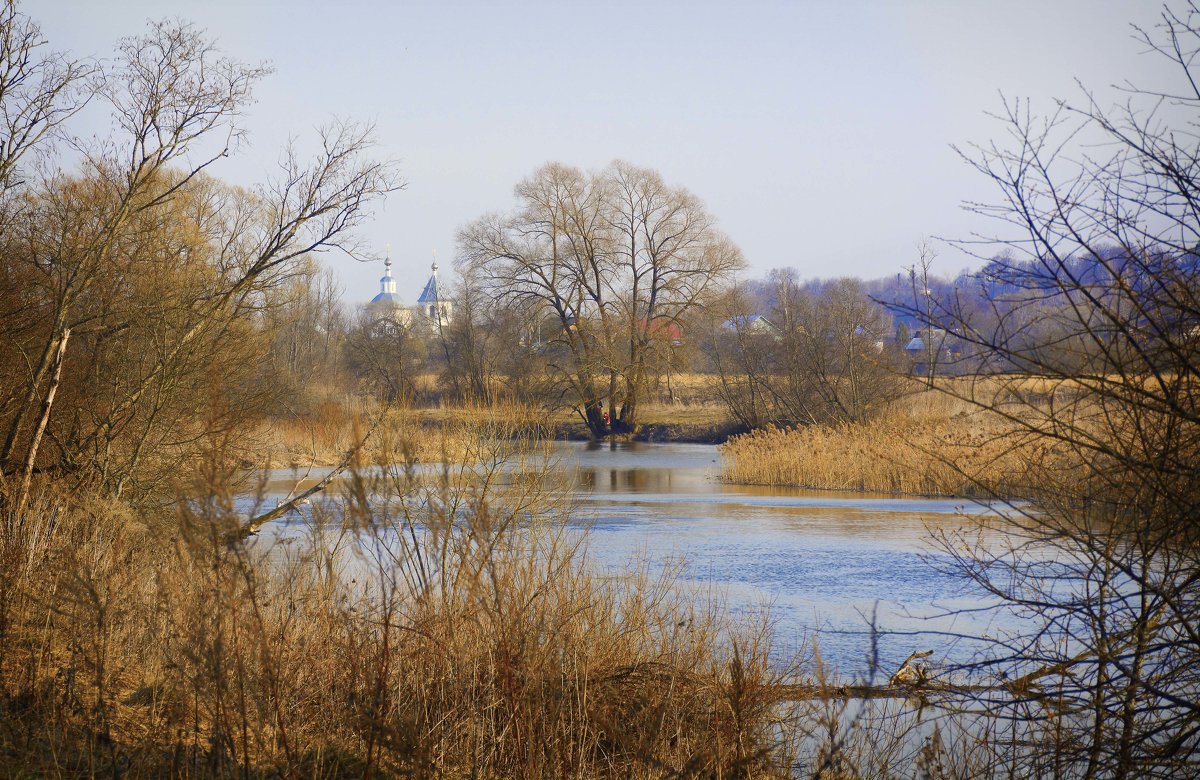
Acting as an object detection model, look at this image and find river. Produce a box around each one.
[548,441,1011,676]
[255,440,1014,676]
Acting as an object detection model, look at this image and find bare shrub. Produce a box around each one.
[1,417,804,777]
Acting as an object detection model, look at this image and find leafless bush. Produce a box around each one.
[884,3,1200,775]
[1,414,810,777]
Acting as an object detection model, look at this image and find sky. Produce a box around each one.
[34,0,1178,304]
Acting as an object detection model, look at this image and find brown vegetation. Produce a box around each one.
[258,397,550,468]
[720,384,1058,497]
[0,10,397,506]
[3,0,1199,775]
[873,3,1200,773]
[1,426,808,777]
[701,274,904,431]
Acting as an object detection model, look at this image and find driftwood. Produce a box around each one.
[889,649,934,686]
[769,650,960,702]
[769,680,972,702]
[230,415,380,544]
[766,642,1134,704]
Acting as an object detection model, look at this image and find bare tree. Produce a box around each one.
[607,160,743,430]
[906,242,938,387]
[460,162,615,434]
[703,272,901,428]
[0,16,269,492]
[0,0,92,200]
[891,4,1200,775]
[0,14,398,500]
[770,273,899,425]
[264,261,347,402]
[439,265,546,404]
[696,285,775,429]
[459,161,740,437]
[344,308,426,403]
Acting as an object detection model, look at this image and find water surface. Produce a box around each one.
[551,441,1009,674]
[253,440,1012,675]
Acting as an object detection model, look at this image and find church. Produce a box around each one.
[368,251,453,329]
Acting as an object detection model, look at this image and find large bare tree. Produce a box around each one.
[606,161,743,429]
[458,161,741,437]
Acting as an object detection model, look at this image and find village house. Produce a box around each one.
[721,313,780,338]
[904,328,962,375]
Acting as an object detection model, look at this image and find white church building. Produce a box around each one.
[369,252,453,329]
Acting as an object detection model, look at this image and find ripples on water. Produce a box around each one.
[249,440,1018,675]
[552,441,1016,675]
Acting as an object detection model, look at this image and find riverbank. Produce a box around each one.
[719,390,1057,499]
[2,432,812,777]
[257,387,1049,501]
[258,398,743,468]
[542,410,746,444]
[0,423,1045,776]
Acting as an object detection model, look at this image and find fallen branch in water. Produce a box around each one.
[231,413,380,543]
[769,679,984,702]
[889,649,933,686]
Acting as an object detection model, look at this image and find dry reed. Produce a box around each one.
[260,397,551,468]
[0,401,1084,777]
[720,390,1059,498]
[0,421,805,777]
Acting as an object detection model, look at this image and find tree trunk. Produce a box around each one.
[16,328,70,509]
[582,399,607,438]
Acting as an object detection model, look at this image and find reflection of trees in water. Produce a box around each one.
[574,467,674,493]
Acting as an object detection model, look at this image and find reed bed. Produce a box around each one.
[0,410,1089,777]
[0,428,808,778]
[260,398,551,468]
[720,392,1058,498]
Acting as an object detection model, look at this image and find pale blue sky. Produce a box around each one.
[36,1,1173,302]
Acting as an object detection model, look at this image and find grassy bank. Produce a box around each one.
[260,379,1058,501]
[260,391,740,469]
[719,388,1059,498]
[0,428,813,777]
[257,399,552,467]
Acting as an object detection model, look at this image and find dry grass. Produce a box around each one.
[259,398,555,468]
[0,393,1085,777]
[720,387,1061,498]
[262,387,740,464]
[0,425,805,778]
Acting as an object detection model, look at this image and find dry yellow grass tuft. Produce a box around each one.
[258,397,555,468]
[0,427,804,777]
[720,390,1059,498]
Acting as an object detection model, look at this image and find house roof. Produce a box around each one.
[637,317,683,342]
[722,314,776,331]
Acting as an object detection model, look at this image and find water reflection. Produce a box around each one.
[249,440,1011,675]
[553,441,1008,675]
[574,464,685,493]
